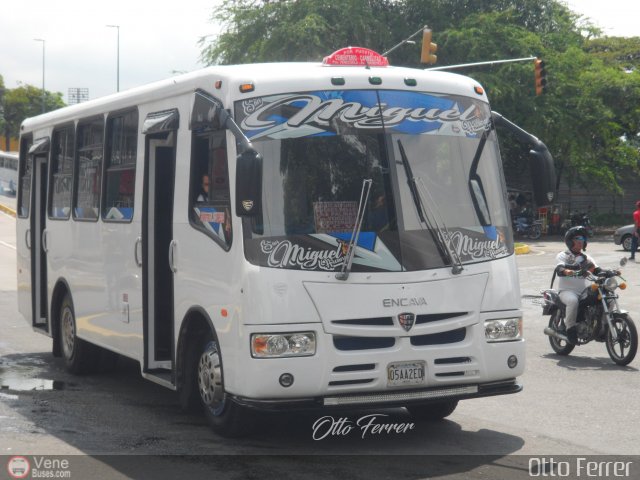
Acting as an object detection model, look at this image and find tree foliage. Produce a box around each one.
[1,84,65,151]
[198,0,640,197]
[202,0,396,64]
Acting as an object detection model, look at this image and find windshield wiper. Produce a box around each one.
[397,141,425,224]
[336,178,373,281]
[397,140,463,275]
[467,127,492,226]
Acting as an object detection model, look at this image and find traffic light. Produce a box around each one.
[534,58,547,95]
[421,28,438,64]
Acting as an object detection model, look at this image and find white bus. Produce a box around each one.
[0,150,18,195]
[17,47,555,437]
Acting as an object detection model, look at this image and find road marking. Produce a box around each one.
[0,240,16,250]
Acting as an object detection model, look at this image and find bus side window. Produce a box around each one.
[73,117,104,221]
[17,136,34,218]
[103,109,138,222]
[49,125,74,220]
[189,132,232,248]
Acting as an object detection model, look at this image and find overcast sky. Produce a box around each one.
[0,0,638,104]
[1,0,221,102]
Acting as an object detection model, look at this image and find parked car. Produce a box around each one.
[613,224,635,251]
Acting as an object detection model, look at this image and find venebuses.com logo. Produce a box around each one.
[7,456,30,479]
[6,456,72,478]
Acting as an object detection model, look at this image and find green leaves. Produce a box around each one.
[198,0,640,196]
[1,84,65,150]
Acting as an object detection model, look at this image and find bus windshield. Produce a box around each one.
[235,89,513,272]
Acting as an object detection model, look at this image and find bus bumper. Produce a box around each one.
[229,378,521,412]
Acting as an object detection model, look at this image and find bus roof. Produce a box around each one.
[20,61,488,133]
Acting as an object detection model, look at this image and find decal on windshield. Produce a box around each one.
[245,227,509,272]
[448,228,509,260]
[236,90,490,140]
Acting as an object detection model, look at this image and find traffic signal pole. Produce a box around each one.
[382,25,429,57]
[426,56,537,71]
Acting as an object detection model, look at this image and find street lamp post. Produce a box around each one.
[33,38,45,113]
[106,25,120,92]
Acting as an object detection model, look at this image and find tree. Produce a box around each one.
[200,0,640,198]
[1,84,65,151]
[0,75,6,150]
[201,0,396,65]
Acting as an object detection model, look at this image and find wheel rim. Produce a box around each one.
[531,226,541,239]
[622,236,632,252]
[608,320,631,361]
[61,305,75,359]
[197,342,225,415]
[550,314,568,349]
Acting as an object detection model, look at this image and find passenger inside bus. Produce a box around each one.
[190,133,232,246]
[196,174,209,203]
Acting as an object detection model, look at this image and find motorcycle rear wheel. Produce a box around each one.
[606,314,638,366]
[548,312,575,355]
[528,224,542,240]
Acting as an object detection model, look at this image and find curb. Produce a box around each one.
[0,203,16,217]
[515,244,530,255]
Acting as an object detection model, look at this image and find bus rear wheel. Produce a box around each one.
[59,293,97,374]
[196,333,253,437]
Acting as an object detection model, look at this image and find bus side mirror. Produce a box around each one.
[529,147,556,206]
[235,149,263,217]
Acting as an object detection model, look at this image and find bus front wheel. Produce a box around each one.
[196,333,253,437]
[59,293,97,374]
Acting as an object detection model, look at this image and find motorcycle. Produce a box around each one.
[541,258,637,365]
[560,211,594,237]
[513,214,542,240]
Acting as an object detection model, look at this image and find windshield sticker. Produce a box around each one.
[449,228,509,260]
[247,226,509,271]
[255,233,401,271]
[236,90,490,141]
[313,201,358,233]
[195,206,231,242]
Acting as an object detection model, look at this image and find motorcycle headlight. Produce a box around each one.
[604,277,619,292]
[484,318,522,342]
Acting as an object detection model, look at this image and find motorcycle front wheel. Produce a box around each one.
[606,314,638,366]
[548,312,575,355]
[528,224,542,240]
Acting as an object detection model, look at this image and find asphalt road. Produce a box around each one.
[1,202,639,479]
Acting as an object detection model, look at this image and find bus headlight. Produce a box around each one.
[251,332,316,358]
[484,318,522,342]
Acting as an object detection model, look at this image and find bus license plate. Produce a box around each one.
[387,361,426,387]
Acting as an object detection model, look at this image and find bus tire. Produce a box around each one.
[406,400,458,421]
[59,293,97,374]
[196,332,254,437]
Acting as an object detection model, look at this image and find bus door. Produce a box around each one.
[32,152,49,332]
[16,137,50,333]
[18,137,51,332]
[141,110,178,375]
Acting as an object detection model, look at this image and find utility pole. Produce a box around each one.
[106,25,120,92]
[34,38,46,113]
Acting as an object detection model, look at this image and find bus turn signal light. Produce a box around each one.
[239,83,255,93]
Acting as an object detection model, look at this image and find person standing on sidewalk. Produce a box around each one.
[631,200,640,261]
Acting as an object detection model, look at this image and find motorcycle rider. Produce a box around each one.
[555,226,617,345]
[630,200,640,261]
